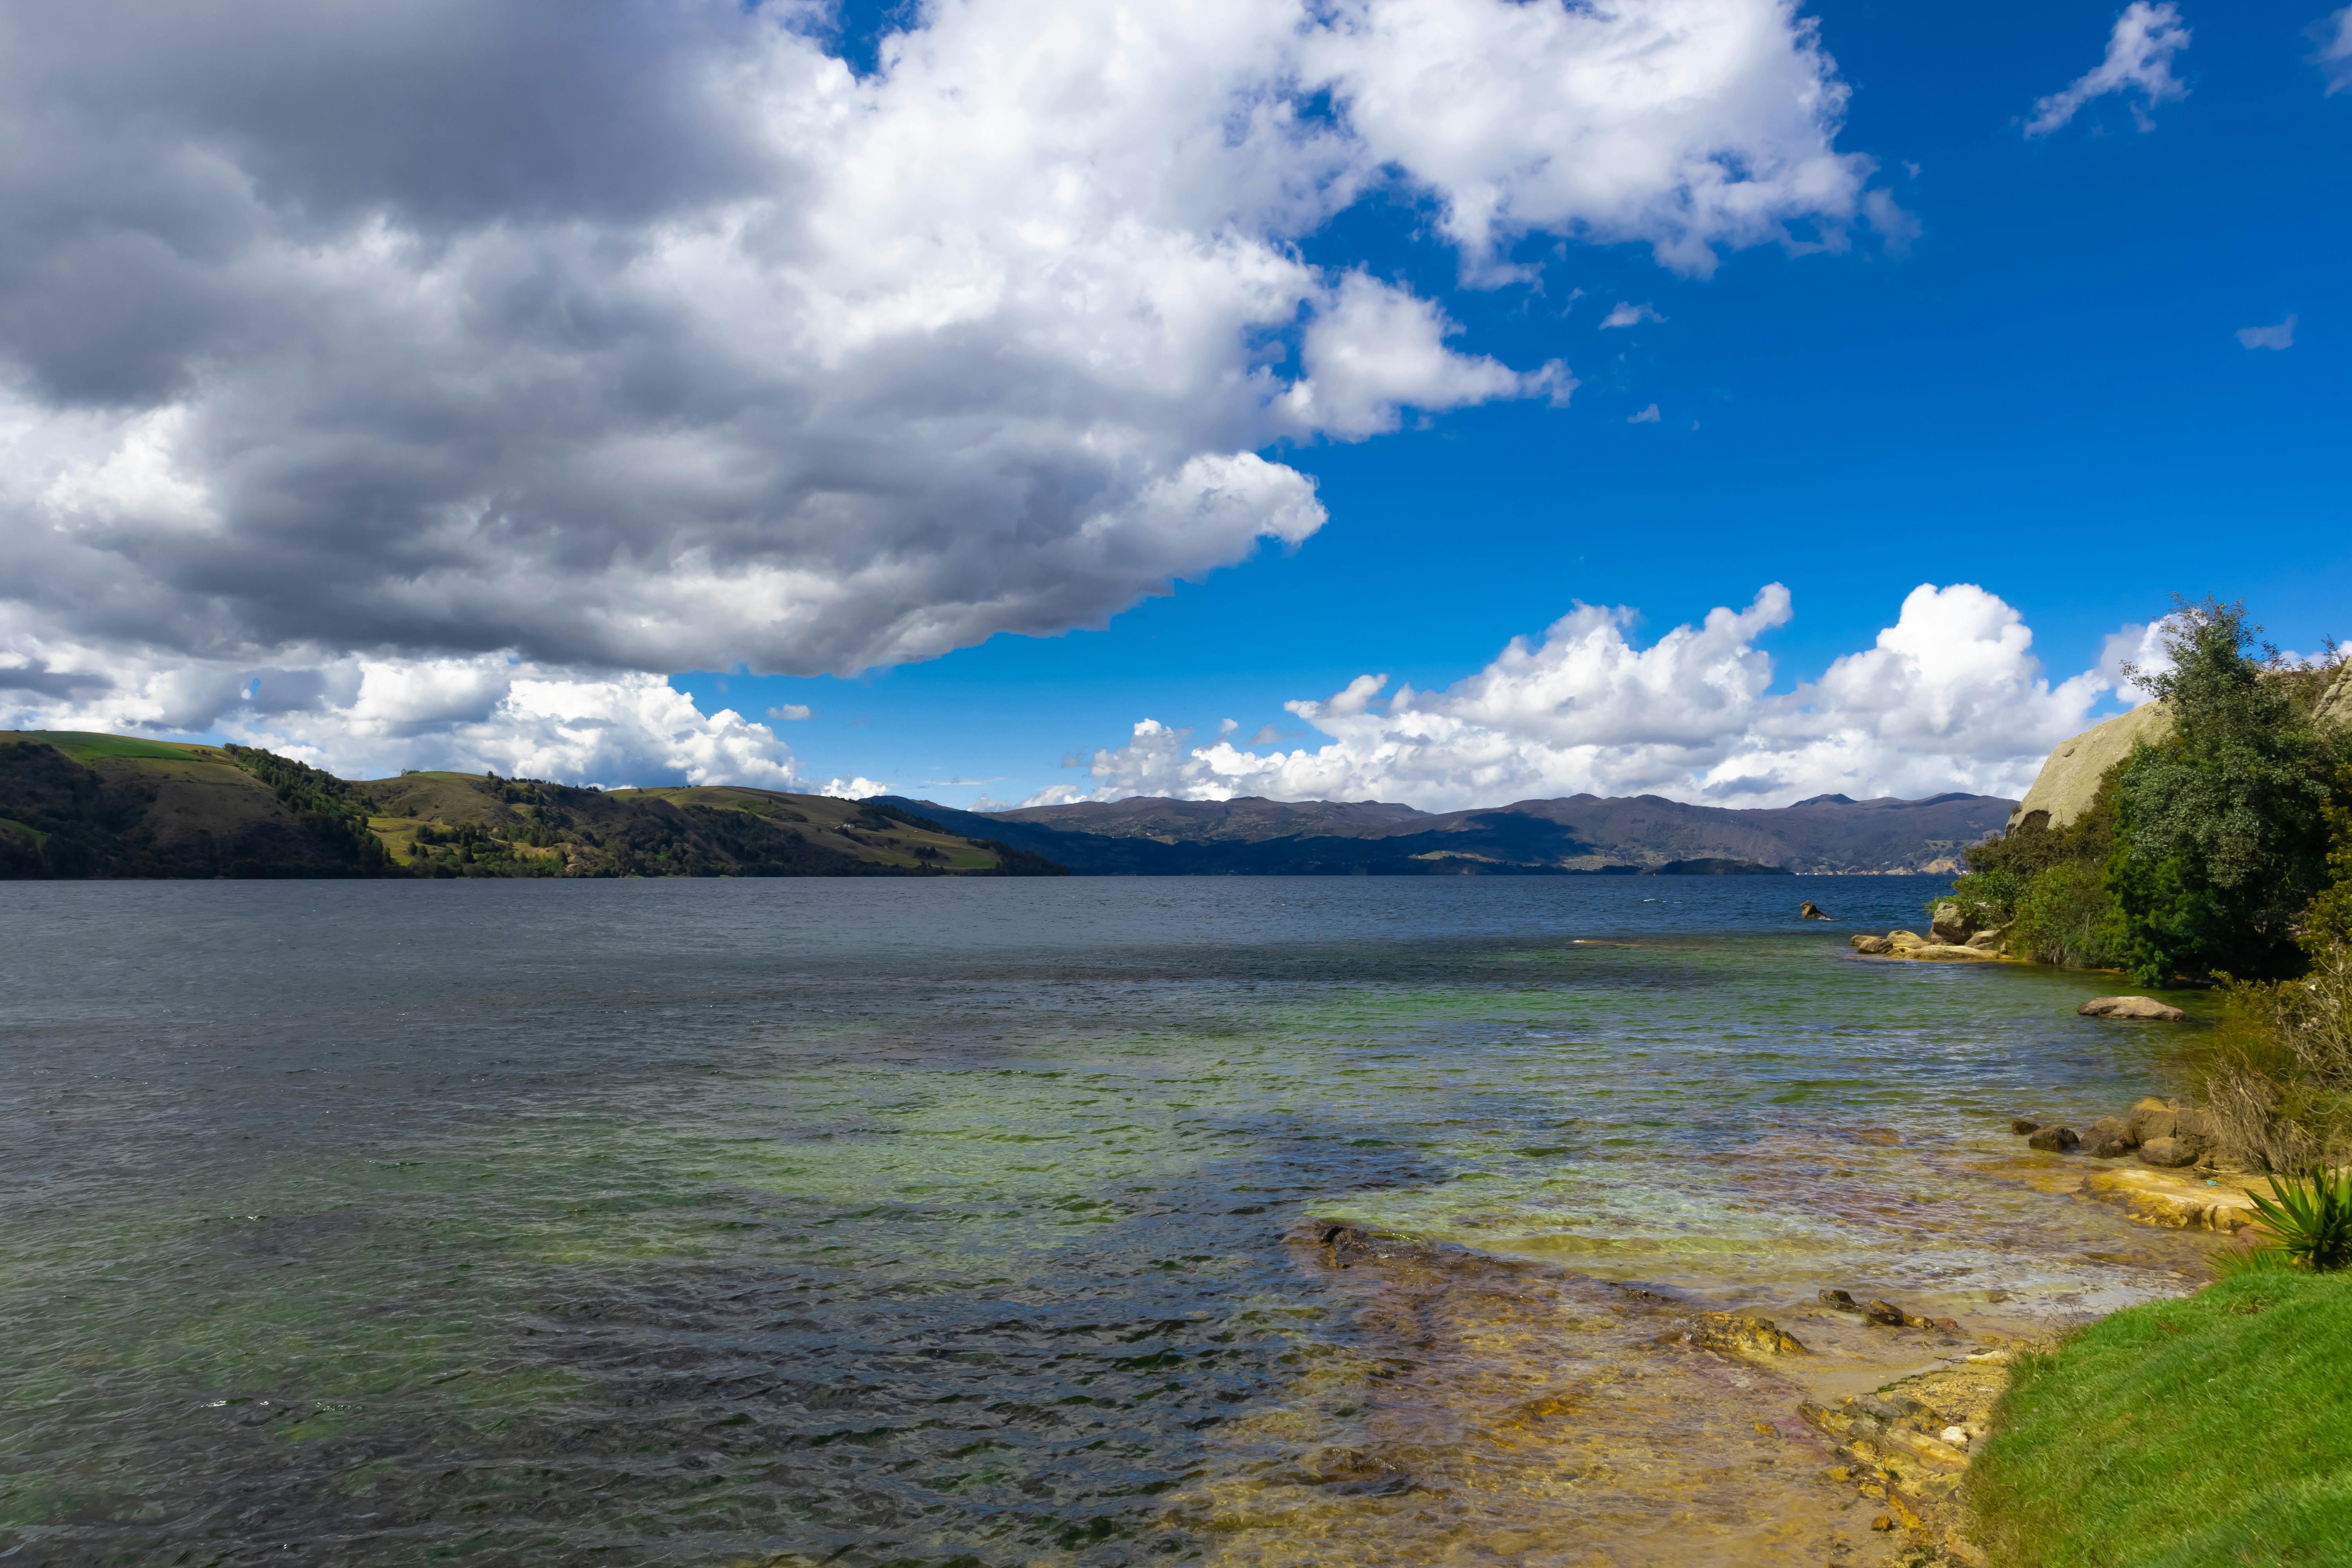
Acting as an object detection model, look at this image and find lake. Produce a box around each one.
[0,877,2216,1566]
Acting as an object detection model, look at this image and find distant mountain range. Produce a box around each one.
[888,791,2015,876]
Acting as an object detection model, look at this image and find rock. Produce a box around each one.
[1904,943,2004,961]
[1930,901,1975,943]
[1851,934,1893,954]
[2078,1167,2256,1230]
[1819,1288,1861,1311]
[2137,1136,2197,1168]
[2009,703,2176,833]
[1799,900,1833,920]
[2082,1115,2137,1158]
[2127,1097,2177,1143]
[1688,1310,1809,1358]
[1940,1425,1969,1447]
[1964,927,2006,951]
[2027,1124,2080,1153]
[2011,1117,2042,1134]
[1864,1298,1937,1329]
[1887,929,1926,948]
[2078,995,2187,1022]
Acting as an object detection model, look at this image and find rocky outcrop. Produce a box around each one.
[2317,666,2352,735]
[1797,1354,2022,1565]
[2078,995,2186,1021]
[2007,703,2174,833]
[1798,900,1831,920]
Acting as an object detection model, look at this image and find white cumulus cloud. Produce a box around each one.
[2026,2,2191,138]
[1042,584,2124,810]
[1601,302,1666,328]
[0,0,1885,728]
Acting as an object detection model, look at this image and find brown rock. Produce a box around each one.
[1887,929,1926,948]
[1688,1310,1809,1357]
[2078,995,2187,1022]
[1851,934,1893,954]
[1964,927,2006,951]
[2137,1136,2197,1168]
[2027,1124,2080,1153]
[2127,1097,2177,1144]
[2082,1115,2137,1157]
[1930,902,1974,943]
[1800,900,1833,920]
[2011,1117,2042,1134]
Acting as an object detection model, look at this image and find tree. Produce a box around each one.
[2109,599,2348,983]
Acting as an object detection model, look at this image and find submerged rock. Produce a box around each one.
[1681,1310,1809,1358]
[2010,1117,2042,1135]
[2027,1124,2080,1153]
[2078,995,2187,1022]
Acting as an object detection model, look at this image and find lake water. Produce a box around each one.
[0,878,2218,1566]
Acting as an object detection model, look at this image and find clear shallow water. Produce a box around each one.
[0,878,2215,1566]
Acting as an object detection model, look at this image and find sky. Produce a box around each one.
[2,0,2346,810]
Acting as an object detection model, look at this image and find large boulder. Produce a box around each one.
[2027,1124,2080,1152]
[2137,1136,2199,1169]
[2009,704,2175,833]
[1887,929,1927,949]
[2127,1096,2177,1143]
[1851,934,1893,954]
[2078,996,2187,1022]
[1930,902,1974,943]
[1964,927,2007,951]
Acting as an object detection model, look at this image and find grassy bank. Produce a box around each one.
[1969,1269,2352,1566]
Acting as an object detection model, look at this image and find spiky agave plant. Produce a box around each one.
[2247,1167,2352,1272]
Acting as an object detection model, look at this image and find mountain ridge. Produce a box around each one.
[892,789,2015,876]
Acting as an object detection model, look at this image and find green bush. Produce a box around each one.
[2109,600,2347,984]
[1926,867,2024,925]
[2248,1168,2352,1272]
[2007,861,2127,969]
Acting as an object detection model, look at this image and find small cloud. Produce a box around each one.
[2025,2,2190,138]
[820,775,890,800]
[766,702,814,720]
[2236,315,2296,350]
[1600,302,1664,329]
[1627,404,1661,424]
[2314,6,2352,94]
[922,777,1002,787]
[1689,419,1701,431]
[1247,722,1298,746]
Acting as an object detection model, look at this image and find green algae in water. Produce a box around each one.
[0,878,2219,1563]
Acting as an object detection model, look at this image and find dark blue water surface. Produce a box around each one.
[0,878,2212,1566]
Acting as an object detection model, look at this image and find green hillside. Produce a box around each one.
[0,733,1063,879]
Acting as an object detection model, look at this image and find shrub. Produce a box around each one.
[2109,599,2347,983]
[2247,1167,2352,1272]
[1926,867,2023,926]
[2007,861,2127,968]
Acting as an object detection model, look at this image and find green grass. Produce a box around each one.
[11,730,206,761]
[1970,1269,2352,1566]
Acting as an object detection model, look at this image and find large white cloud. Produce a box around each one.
[2,0,1882,742]
[1046,584,2123,809]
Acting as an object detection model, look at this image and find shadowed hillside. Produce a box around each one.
[0,733,1064,879]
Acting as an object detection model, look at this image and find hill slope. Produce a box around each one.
[895,790,2014,875]
[0,733,1063,879]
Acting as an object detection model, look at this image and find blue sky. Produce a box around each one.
[4,0,2344,807]
[670,0,2349,808]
